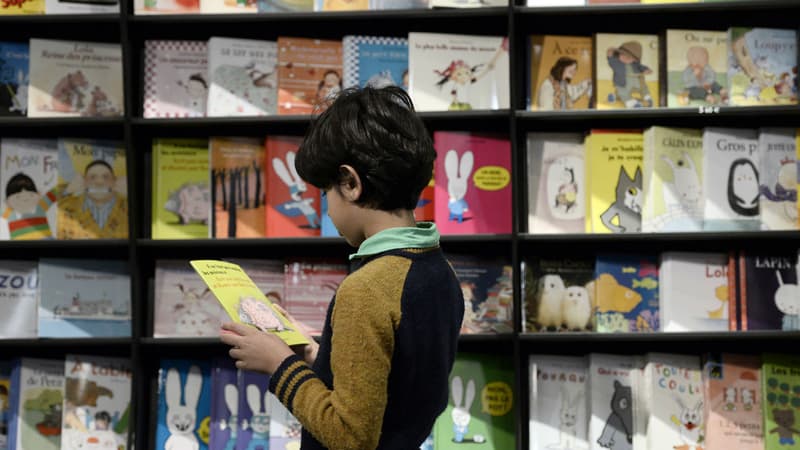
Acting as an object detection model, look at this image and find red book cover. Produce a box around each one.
[284,258,348,335]
[414,176,435,222]
[265,136,321,237]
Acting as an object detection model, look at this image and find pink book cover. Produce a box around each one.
[284,258,347,336]
[433,132,512,235]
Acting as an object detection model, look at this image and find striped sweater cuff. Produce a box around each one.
[269,354,316,413]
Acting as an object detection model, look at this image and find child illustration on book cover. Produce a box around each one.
[729,28,798,105]
[314,70,341,108]
[606,41,654,108]
[677,46,728,106]
[2,173,57,240]
[434,38,508,111]
[537,57,592,111]
[177,73,208,114]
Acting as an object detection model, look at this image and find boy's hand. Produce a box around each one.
[220,322,294,375]
[274,304,320,366]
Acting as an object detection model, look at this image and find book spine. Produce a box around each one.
[6,359,20,450]
[728,250,739,331]
[738,251,747,331]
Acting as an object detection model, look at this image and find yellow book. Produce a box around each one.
[595,33,660,110]
[190,259,309,347]
[0,0,44,14]
[322,0,367,10]
[529,35,593,111]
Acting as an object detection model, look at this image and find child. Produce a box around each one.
[220,86,465,450]
[2,173,57,240]
[607,41,653,108]
[681,46,728,105]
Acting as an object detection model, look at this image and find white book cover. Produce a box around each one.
[44,0,118,14]
[28,40,123,118]
[758,128,797,230]
[588,353,640,450]
[643,353,704,450]
[267,392,301,450]
[61,355,131,450]
[342,35,408,90]
[527,132,585,234]
[529,354,589,450]
[702,128,760,231]
[0,138,58,240]
[200,0,256,14]
[143,41,208,119]
[526,0,583,5]
[430,0,506,6]
[207,37,278,117]
[9,358,65,450]
[0,261,37,338]
[153,260,224,338]
[408,32,509,112]
[660,252,730,332]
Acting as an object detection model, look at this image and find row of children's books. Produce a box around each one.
[524,249,800,334]
[143,32,509,117]
[528,127,799,234]
[0,355,132,450]
[528,28,798,111]
[530,352,800,450]
[151,132,510,239]
[529,0,761,5]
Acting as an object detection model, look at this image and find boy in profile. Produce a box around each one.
[220,86,465,450]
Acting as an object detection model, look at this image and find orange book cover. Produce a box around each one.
[265,136,321,237]
[210,137,266,238]
[277,37,343,116]
[414,175,434,222]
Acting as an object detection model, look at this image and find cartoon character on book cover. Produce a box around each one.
[342,36,408,91]
[237,370,272,450]
[647,356,705,450]
[10,360,64,450]
[596,380,633,450]
[277,38,342,115]
[594,254,659,333]
[728,28,798,106]
[449,254,513,334]
[207,38,278,117]
[529,36,592,111]
[530,355,589,450]
[595,34,659,109]
[269,394,301,450]
[209,358,239,450]
[156,359,211,450]
[703,354,763,450]
[740,253,800,331]
[761,355,800,449]
[527,133,585,234]
[143,41,208,118]
[524,258,595,332]
[667,30,728,107]
[266,136,321,237]
[759,129,798,231]
[210,138,266,238]
[0,139,58,240]
[0,43,29,116]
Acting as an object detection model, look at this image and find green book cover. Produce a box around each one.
[762,353,800,450]
[433,353,515,450]
[151,139,210,239]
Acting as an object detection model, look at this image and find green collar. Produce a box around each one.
[349,222,440,260]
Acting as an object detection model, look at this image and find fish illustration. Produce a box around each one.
[622,266,636,274]
[595,273,642,313]
[632,277,658,290]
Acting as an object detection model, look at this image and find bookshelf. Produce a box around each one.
[3,0,800,449]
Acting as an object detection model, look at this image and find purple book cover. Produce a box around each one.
[237,370,271,450]
[739,251,799,331]
[209,358,239,450]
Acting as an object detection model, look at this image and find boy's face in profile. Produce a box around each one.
[323,186,359,246]
[7,189,40,214]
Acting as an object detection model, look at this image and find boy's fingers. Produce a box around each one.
[219,331,242,347]
[221,322,251,336]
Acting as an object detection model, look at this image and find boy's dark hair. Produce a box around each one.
[295,86,435,211]
[84,160,114,176]
[550,57,578,82]
[6,173,38,198]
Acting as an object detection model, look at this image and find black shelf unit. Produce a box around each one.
[5,1,800,449]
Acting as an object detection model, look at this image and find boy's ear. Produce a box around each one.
[338,165,362,202]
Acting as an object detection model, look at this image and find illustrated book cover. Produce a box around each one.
[143,40,208,119]
[595,33,659,109]
[0,42,29,117]
[528,35,592,111]
[594,253,660,333]
[758,128,797,231]
[209,357,239,450]
[736,251,799,331]
[342,35,408,90]
[727,28,797,107]
[659,252,731,332]
[522,256,595,332]
[529,354,589,450]
[207,37,278,117]
[7,358,64,450]
[265,135,321,237]
[0,260,38,338]
[760,353,800,450]
[276,37,343,115]
[210,137,266,238]
[153,259,225,338]
[284,258,347,336]
[448,253,513,334]
[666,29,728,107]
[155,359,211,450]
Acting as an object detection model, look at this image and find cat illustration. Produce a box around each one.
[600,166,642,233]
[597,380,633,450]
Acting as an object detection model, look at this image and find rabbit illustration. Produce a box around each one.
[272,151,320,229]
[670,396,703,449]
[243,384,271,450]
[9,69,27,115]
[444,149,474,223]
[165,365,203,450]
[451,376,484,444]
[774,270,800,330]
[661,153,702,211]
[537,274,565,330]
[555,385,584,450]
[219,383,238,450]
[562,285,591,331]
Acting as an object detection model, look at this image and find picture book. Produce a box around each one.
[209,358,238,450]
[155,359,211,450]
[257,0,312,11]
[153,260,225,338]
[190,259,309,346]
[594,253,660,333]
[28,40,123,118]
[761,354,800,450]
[588,353,641,450]
[595,33,659,109]
[408,32,509,112]
[284,258,347,335]
[342,35,408,90]
[660,252,730,332]
[522,256,595,332]
[433,132,512,235]
[642,126,704,232]
[0,42,28,117]
[528,35,592,111]
[0,0,43,14]
[585,130,644,234]
[527,132,586,234]
[7,358,64,450]
[210,137,266,238]
[57,139,128,239]
[225,258,286,306]
[529,354,588,450]
[237,370,272,449]
[44,0,118,14]
[200,0,256,13]
[448,253,513,334]
[38,258,131,338]
[415,175,434,223]
[319,194,338,236]
[737,251,799,331]
[666,30,728,107]
[433,353,515,450]
[151,139,210,239]
[0,261,38,338]
[0,362,8,450]
[207,37,278,117]
[134,0,198,15]
[642,353,704,450]
[268,393,301,450]
[143,40,208,119]
[702,128,760,231]
[727,28,798,107]
[0,138,59,240]
[265,135,321,237]
[318,0,367,10]
[703,353,764,450]
[61,355,131,450]
[758,128,797,231]
[276,37,343,115]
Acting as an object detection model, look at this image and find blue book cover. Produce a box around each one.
[209,358,239,450]
[594,253,660,333]
[0,42,28,117]
[38,259,131,338]
[237,370,272,450]
[342,36,409,90]
[320,194,338,237]
[156,359,212,450]
[447,253,514,334]
[257,0,312,11]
